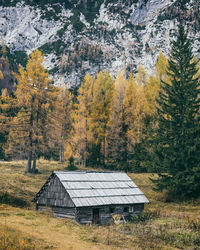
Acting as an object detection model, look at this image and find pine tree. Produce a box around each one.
[153,25,200,200]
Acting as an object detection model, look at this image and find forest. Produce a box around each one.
[0,49,167,172]
[0,25,200,201]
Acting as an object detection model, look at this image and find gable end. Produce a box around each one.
[33,173,75,208]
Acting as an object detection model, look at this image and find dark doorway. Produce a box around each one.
[92,208,100,224]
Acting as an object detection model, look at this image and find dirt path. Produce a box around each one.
[0,206,114,250]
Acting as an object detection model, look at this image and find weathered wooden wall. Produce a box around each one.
[37,175,74,208]
[37,205,76,219]
[76,207,93,224]
[77,203,145,225]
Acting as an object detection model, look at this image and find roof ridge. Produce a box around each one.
[53,171,126,174]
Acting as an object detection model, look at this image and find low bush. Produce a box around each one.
[66,157,78,171]
[0,192,28,208]
[130,210,159,223]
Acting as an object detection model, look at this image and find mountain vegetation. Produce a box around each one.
[152,26,200,200]
[0,3,199,250]
[0,23,199,201]
[0,0,199,86]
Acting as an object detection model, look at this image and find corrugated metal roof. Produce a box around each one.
[54,171,149,207]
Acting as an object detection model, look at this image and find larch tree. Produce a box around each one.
[59,87,73,163]
[90,71,114,168]
[73,73,94,167]
[143,75,160,118]
[6,50,59,173]
[153,25,200,200]
[155,51,169,83]
[107,71,128,169]
[42,83,73,163]
[143,51,167,118]
[141,52,168,172]
[124,73,147,172]
[0,88,16,159]
[0,69,3,80]
[124,73,146,146]
[135,64,148,86]
[143,52,168,118]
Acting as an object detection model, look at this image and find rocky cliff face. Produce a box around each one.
[0,0,199,87]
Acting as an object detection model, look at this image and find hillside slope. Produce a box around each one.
[0,0,199,86]
[0,161,200,249]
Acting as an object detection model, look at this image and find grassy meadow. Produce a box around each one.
[0,160,200,250]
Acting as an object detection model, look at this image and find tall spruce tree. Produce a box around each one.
[153,25,200,200]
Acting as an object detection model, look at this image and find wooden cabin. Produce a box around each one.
[33,171,149,224]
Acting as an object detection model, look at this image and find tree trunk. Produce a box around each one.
[102,137,105,168]
[26,151,32,173]
[84,151,87,168]
[26,96,34,173]
[84,118,88,168]
[102,127,106,168]
[32,153,37,173]
[59,145,64,162]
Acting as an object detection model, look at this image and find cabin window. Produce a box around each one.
[123,207,129,213]
[129,206,134,213]
[110,207,115,214]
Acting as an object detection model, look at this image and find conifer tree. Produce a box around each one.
[124,74,145,148]
[124,73,147,172]
[155,51,169,83]
[0,69,3,80]
[59,87,73,162]
[90,71,114,168]
[135,64,148,86]
[143,52,168,118]
[153,25,200,199]
[73,73,94,167]
[0,88,16,159]
[107,71,128,169]
[4,50,59,172]
[47,85,73,162]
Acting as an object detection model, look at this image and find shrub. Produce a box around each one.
[130,210,159,223]
[66,157,77,171]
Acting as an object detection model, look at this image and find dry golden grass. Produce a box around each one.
[0,160,200,250]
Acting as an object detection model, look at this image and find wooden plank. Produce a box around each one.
[37,175,74,208]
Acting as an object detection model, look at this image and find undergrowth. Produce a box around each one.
[0,225,51,250]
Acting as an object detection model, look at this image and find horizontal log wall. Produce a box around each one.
[77,204,145,225]
[37,205,76,219]
[77,207,93,224]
